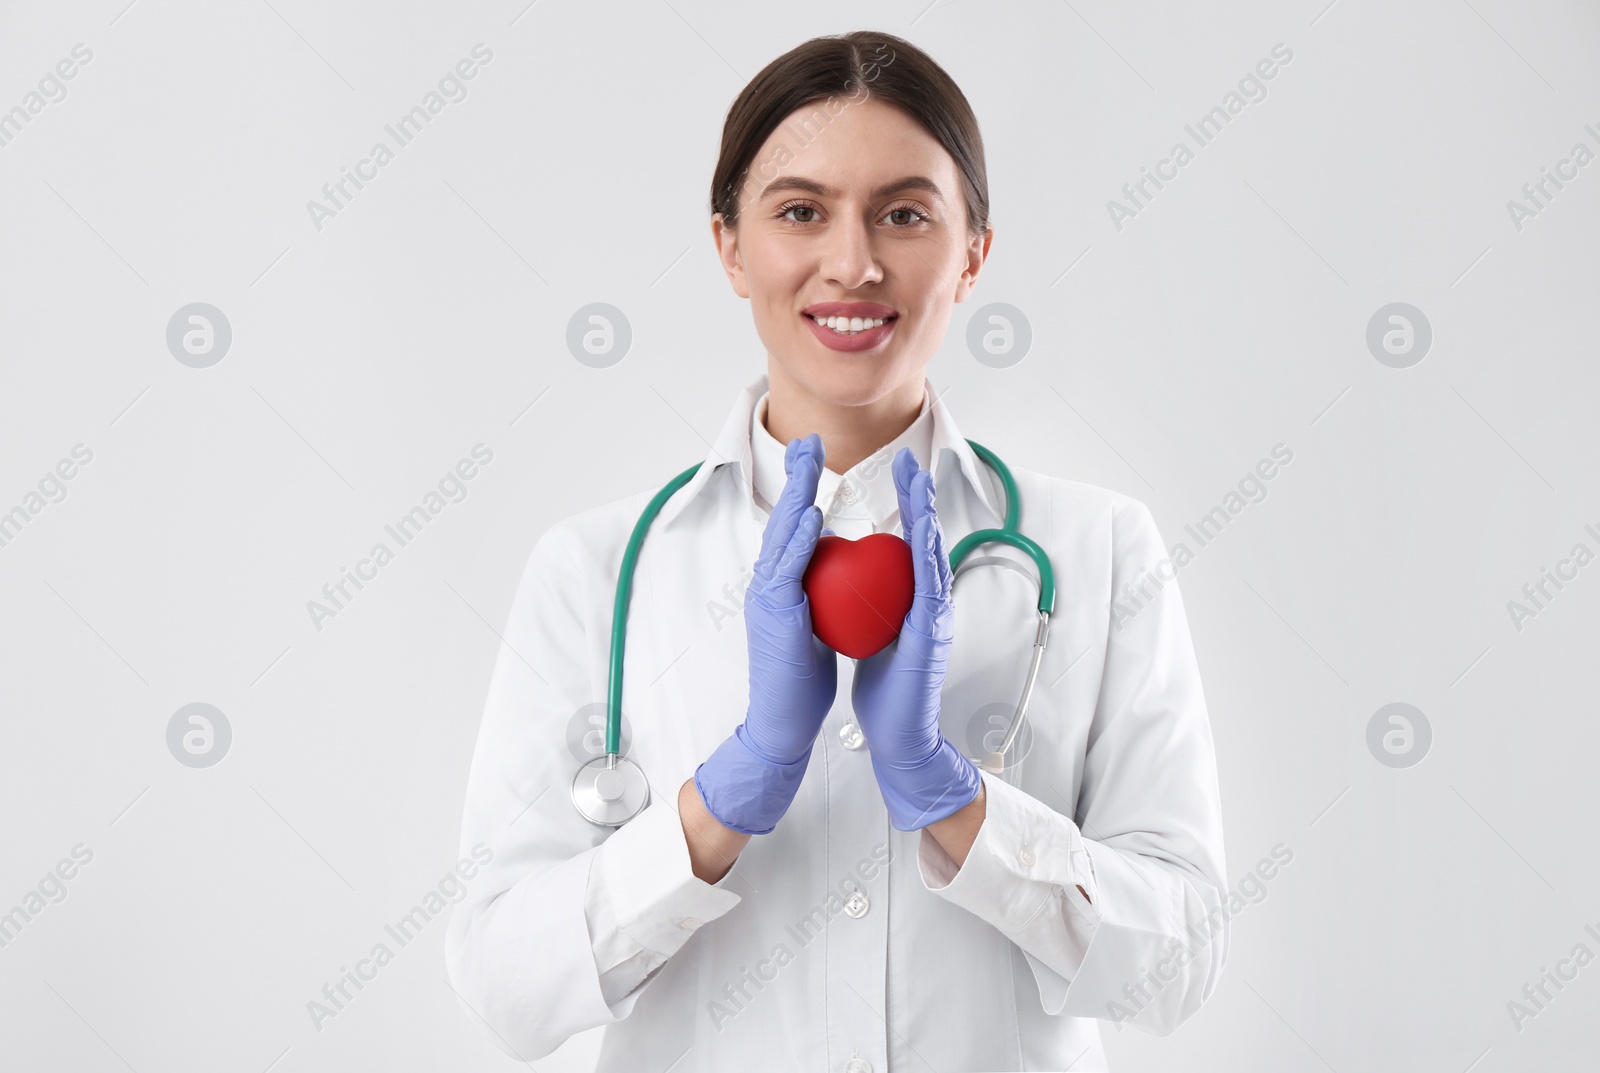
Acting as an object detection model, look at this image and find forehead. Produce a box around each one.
[743,97,955,204]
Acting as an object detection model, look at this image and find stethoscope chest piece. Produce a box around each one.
[572,754,650,826]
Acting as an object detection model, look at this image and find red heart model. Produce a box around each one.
[801,533,914,659]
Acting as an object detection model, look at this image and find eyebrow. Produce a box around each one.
[757,175,944,203]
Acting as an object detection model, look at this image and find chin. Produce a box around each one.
[796,354,910,404]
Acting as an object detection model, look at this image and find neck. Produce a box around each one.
[762,362,925,475]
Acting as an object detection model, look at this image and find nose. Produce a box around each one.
[820,213,884,290]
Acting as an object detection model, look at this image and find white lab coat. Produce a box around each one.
[445,371,1228,1072]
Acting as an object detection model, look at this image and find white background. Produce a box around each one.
[1,0,1597,1070]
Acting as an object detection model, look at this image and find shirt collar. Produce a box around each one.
[656,371,1003,531]
[749,383,932,530]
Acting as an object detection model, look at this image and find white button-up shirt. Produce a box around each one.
[445,372,1228,1072]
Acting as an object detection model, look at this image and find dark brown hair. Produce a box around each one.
[710,30,990,236]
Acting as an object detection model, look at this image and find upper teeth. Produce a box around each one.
[810,314,890,332]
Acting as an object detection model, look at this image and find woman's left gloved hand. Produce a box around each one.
[850,447,983,831]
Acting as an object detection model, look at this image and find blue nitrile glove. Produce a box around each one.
[851,447,983,831]
[694,433,838,835]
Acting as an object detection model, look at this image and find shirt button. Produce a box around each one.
[837,481,860,505]
[846,1058,872,1073]
[677,916,701,930]
[843,889,870,918]
[839,721,865,750]
[1018,846,1034,869]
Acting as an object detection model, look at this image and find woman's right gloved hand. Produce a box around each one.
[693,433,837,835]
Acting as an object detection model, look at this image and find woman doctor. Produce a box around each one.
[446,30,1227,1073]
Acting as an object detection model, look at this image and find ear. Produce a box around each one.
[953,223,993,304]
[711,212,750,299]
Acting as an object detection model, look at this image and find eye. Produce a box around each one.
[775,199,820,225]
[883,202,931,227]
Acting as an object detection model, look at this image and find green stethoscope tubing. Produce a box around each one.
[581,439,1055,825]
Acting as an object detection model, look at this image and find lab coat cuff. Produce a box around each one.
[1061,836,1207,1011]
[595,795,743,961]
[916,769,1101,934]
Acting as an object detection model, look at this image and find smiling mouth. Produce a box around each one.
[805,313,898,336]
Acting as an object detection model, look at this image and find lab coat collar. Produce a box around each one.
[656,371,1003,531]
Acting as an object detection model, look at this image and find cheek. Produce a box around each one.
[744,247,807,308]
[891,242,958,291]
[900,297,957,354]
[906,244,965,300]
[902,281,955,325]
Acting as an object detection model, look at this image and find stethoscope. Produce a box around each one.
[572,440,1057,827]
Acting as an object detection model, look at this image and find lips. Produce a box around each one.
[803,310,898,353]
